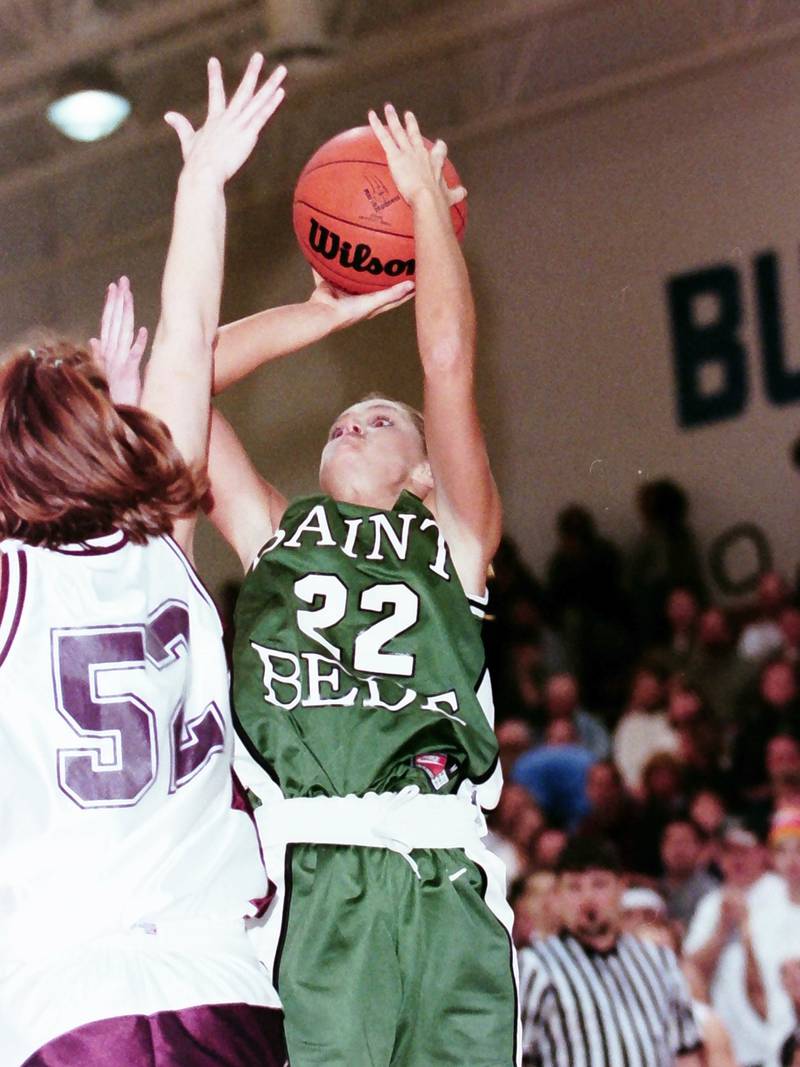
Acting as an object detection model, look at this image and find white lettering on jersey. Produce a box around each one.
[340,518,362,559]
[420,690,466,726]
[264,504,455,586]
[283,504,336,549]
[250,643,302,711]
[362,676,417,713]
[420,518,451,581]
[365,513,415,562]
[305,653,358,707]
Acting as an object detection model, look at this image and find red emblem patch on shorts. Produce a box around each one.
[413,753,453,791]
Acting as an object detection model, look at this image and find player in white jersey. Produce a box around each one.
[0,55,288,1066]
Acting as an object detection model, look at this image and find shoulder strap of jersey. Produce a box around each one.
[0,544,28,668]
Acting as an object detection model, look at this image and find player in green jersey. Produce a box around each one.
[205,105,519,1067]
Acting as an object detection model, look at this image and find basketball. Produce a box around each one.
[292,125,467,294]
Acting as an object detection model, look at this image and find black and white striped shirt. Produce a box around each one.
[519,931,701,1067]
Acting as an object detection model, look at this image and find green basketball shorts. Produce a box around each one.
[270,842,520,1067]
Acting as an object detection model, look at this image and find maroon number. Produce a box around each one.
[53,627,158,808]
[53,600,225,809]
[171,700,226,792]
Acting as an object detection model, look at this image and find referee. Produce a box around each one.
[519,838,702,1066]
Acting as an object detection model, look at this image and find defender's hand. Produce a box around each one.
[164,54,286,186]
[89,275,148,405]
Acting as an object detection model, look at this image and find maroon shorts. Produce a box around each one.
[22,1003,287,1067]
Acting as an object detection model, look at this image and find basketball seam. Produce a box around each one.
[294,200,414,241]
[302,255,389,292]
[299,157,393,176]
[293,200,465,240]
[298,157,466,222]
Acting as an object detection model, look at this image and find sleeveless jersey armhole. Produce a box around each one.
[465,588,489,621]
[0,545,27,668]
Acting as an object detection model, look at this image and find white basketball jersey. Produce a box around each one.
[0,531,271,963]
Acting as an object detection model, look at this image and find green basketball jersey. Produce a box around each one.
[233,491,499,799]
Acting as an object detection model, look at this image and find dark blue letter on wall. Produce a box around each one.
[754,251,800,406]
[667,265,748,428]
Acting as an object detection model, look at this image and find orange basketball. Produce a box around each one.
[292,125,467,295]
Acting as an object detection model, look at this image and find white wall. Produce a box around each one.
[455,44,800,594]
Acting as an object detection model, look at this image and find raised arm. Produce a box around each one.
[139,54,286,537]
[368,105,501,594]
[207,252,414,566]
[205,408,287,571]
[212,273,414,394]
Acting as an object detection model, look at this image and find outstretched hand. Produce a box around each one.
[165,54,286,186]
[367,104,466,210]
[90,275,148,405]
[307,270,415,328]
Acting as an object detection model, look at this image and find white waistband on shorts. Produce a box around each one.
[3,911,248,966]
[254,785,487,876]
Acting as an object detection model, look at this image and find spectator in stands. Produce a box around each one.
[690,789,729,878]
[496,718,535,779]
[659,818,719,928]
[738,572,791,663]
[485,783,545,882]
[504,636,558,727]
[545,503,632,711]
[684,823,783,1067]
[532,828,569,871]
[778,959,800,1067]
[486,535,547,689]
[637,752,690,876]
[519,838,702,1066]
[691,789,728,840]
[653,587,701,674]
[613,663,679,790]
[620,885,668,932]
[541,672,611,760]
[575,759,647,872]
[748,808,800,1067]
[732,659,800,799]
[668,683,729,799]
[490,535,546,621]
[685,606,754,739]
[511,870,559,947]
[780,607,800,665]
[744,734,800,840]
[627,477,706,648]
[512,718,595,831]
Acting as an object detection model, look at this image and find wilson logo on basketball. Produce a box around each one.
[308,218,415,279]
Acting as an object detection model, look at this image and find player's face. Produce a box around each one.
[319,399,431,506]
[559,868,622,949]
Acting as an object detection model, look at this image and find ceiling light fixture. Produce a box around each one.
[47,64,131,143]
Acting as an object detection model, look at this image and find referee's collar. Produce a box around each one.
[559,927,621,959]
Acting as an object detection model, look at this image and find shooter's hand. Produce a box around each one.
[367,104,466,211]
[307,270,415,330]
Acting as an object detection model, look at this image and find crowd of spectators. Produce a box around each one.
[488,478,800,1066]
